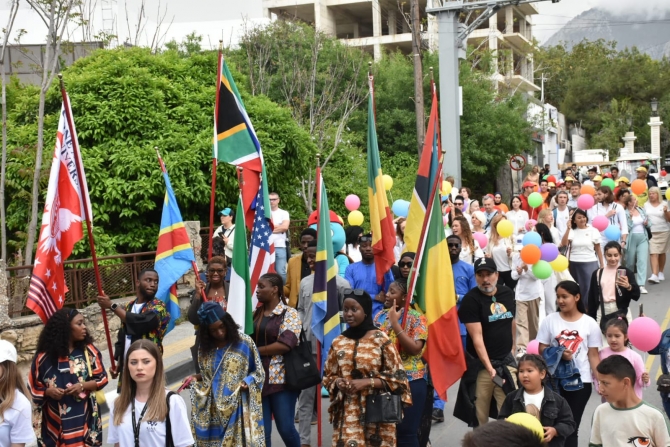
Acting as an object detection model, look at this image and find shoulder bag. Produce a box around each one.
[283,328,322,391]
[194,344,231,407]
[83,347,107,405]
[165,391,176,447]
[365,343,403,424]
[657,374,670,393]
[597,268,625,334]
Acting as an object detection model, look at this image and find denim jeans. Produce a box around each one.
[262,390,301,447]
[397,379,428,447]
[275,246,288,283]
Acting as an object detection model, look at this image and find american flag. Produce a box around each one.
[249,175,275,305]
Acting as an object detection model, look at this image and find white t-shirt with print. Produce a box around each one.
[568,226,601,263]
[0,389,36,447]
[555,207,570,240]
[536,312,601,383]
[589,401,670,447]
[523,388,545,411]
[107,390,194,447]
[269,208,290,248]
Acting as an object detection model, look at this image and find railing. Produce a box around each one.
[8,219,310,318]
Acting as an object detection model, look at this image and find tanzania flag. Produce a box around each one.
[366,76,395,284]
[227,194,253,334]
[215,55,263,229]
[154,160,196,334]
[404,82,440,253]
[311,169,341,368]
[408,165,466,400]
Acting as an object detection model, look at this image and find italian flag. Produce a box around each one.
[227,194,253,334]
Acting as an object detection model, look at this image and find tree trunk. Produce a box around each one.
[495,164,514,206]
[24,92,47,266]
[1,59,7,262]
[410,0,424,157]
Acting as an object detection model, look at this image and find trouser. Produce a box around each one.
[297,385,318,445]
[559,383,593,447]
[275,246,288,283]
[497,270,518,290]
[474,366,518,426]
[662,393,670,420]
[397,379,428,447]
[625,232,649,286]
[515,298,540,353]
[262,390,301,447]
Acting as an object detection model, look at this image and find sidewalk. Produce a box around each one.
[97,320,197,414]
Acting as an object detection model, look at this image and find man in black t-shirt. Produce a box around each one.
[458,258,517,426]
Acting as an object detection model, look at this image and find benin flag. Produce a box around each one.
[409,168,466,400]
[404,82,440,253]
[227,194,253,334]
[366,77,396,284]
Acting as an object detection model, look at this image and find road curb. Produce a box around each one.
[99,358,195,416]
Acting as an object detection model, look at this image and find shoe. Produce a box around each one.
[660,273,665,281]
[640,286,648,294]
[649,274,660,284]
[311,419,317,426]
[295,416,299,423]
[432,409,444,422]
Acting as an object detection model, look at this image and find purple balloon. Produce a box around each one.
[540,243,559,262]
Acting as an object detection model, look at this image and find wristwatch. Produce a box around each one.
[110,303,119,311]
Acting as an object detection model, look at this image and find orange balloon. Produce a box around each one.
[520,245,542,265]
[631,179,647,195]
[580,185,596,196]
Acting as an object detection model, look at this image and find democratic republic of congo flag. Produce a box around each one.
[311,168,341,368]
[154,155,196,334]
[215,55,263,229]
[404,81,440,253]
[366,75,395,284]
[407,161,465,401]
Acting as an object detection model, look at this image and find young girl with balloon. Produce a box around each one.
[498,354,575,447]
[485,214,515,289]
[587,186,628,249]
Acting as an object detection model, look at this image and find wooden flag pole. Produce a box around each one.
[315,153,323,447]
[58,74,115,369]
[208,40,224,262]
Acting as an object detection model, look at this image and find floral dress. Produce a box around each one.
[323,330,411,447]
[29,344,108,447]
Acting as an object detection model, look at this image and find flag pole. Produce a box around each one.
[315,153,323,447]
[154,147,208,303]
[208,40,224,262]
[368,61,376,121]
[57,74,115,369]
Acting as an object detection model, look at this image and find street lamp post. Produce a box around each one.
[621,115,636,156]
[649,98,663,159]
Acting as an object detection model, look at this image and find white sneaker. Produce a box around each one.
[640,286,648,294]
[660,273,665,281]
[649,275,660,284]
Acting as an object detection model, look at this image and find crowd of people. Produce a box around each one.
[2,164,670,447]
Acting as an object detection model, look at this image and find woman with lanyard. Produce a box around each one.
[506,196,529,236]
[107,339,193,447]
[587,186,628,250]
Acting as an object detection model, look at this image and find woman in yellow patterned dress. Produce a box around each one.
[323,289,411,447]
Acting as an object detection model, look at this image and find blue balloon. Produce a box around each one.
[392,200,410,218]
[309,222,346,253]
[604,224,621,241]
[522,232,542,247]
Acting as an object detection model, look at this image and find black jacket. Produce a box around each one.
[586,267,640,320]
[498,387,576,447]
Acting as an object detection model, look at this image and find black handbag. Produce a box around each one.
[165,391,176,447]
[657,373,670,393]
[283,329,322,391]
[597,268,625,334]
[365,390,403,423]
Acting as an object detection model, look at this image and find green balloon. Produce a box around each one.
[528,192,543,208]
[532,261,553,280]
[601,178,616,190]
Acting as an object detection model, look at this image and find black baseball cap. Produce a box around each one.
[474,257,497,273]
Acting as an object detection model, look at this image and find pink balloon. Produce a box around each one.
[526,339,540,355]
[525,219,537,232]
[344,194,361,212]
[443,215,448,226]
[592,215,609,232]
[577,194,595,210]
[473,232,488,249]
[628,317,662,352]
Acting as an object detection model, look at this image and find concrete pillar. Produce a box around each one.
[621,132,636,156]
[185,221,202,271]
[388,8,396,36]
[427,0,438,51]
[505,7,513,34]
[519,17,526,38]
[649,116,663,159]
[352,22,360,39]
[488,13,498,75]
[314,0,337,36]
[372,0,382,60]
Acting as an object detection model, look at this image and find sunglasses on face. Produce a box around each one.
[359,236,373,242]
[454,202,463,206]
[343,288,366,297]
[398,261,412,268]
[448,243,461,248]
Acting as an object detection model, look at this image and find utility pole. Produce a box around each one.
[426,0,560,188]
[410,0,425,158]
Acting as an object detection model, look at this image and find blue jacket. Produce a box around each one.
[649,328,670,375]
[543,345,583,392]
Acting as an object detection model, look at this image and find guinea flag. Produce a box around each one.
[408,161,466,400]
[227,194,253,334]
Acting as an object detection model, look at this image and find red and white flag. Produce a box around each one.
[27,98,91,322]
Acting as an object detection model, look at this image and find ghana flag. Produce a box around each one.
[407,161,466,400]
[366,75,395,284]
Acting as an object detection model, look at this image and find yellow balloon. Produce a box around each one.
[347,210,364,226]
[506,412,544,441]
[496,220,514,238]
[382,174,393,191]
[550,254,569,272]
[441,180,452,196]
[666,188,670,201]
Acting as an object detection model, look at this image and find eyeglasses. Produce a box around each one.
[343,288,366,297]
[269,198,279,202]
[398,261,413,268]
[454,202,463,206]
[448,243,461,248]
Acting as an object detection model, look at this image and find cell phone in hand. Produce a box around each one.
[492,375,504,388]
[639,304,644,317]
[617,269,626,278]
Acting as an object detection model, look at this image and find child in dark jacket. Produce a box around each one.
[498,354,576,447]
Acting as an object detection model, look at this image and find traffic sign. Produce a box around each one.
[509,154,527,171]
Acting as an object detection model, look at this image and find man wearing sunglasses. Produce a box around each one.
[344,233,395,319]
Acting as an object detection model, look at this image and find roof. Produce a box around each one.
[615,153,660,162]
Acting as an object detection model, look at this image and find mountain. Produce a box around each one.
[544,8,670,60]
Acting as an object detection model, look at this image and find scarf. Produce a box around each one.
[341,290,379,340]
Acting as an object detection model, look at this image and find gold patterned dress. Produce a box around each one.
[323,330,411,447]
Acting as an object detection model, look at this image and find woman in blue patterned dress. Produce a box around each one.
[187,302,265,447]
[29,308,108,446]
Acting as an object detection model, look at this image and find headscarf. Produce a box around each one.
[198,301,225,326]
[399,252,416,262]
[341,289,379,340]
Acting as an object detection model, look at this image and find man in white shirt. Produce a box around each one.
[583,167,598,187]
[269,192,290,282]
[553,191,571,240]
[212,208,235,277]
